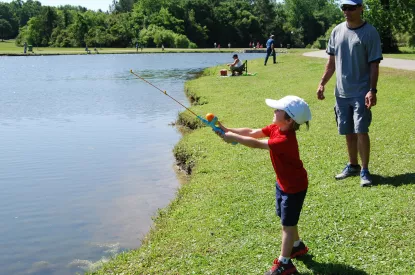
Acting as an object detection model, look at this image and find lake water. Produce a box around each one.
[0,52,263,275]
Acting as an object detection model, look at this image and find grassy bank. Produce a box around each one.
[88,51,414,274]
[1,40,414,59]
[383,47,415,60]
[0,40,255,55]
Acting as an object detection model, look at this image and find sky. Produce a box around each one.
[3,0,114,11]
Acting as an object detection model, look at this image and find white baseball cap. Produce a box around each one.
[340,0,362,5]
[265,95,312,124]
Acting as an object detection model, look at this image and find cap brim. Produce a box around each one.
[265,99,285,110]
[341,0,359,5]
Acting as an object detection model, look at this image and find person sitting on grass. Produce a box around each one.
[227,54,243,76]
[215,95,312,275]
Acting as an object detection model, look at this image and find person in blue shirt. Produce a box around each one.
[264,34,276,65]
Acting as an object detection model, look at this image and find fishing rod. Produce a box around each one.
[130,70,228,138]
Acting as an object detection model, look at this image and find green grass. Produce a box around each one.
[88,51,415,274]
[383,47,415,60]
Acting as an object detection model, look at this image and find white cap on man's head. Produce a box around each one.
[266,95,312,124]
[340,0,362,5]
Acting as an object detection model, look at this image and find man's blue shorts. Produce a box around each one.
[275,183,307,226]
[334,96,372,135]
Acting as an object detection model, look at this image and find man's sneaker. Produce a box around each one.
[290,241,309,258]
[264,259,298,275]
[360,169,373,187]
[335,164,361,180]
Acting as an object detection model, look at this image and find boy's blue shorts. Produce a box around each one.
[275,183,307,226]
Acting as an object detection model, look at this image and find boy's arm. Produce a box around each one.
[223,132,269,149]
[221,125,267,139]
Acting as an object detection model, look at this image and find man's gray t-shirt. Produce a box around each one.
[326,22,383,98]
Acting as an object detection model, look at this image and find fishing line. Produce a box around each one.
[130,70,198,117]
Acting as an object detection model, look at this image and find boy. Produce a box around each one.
[217,95,311,275]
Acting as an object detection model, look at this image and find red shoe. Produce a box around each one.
[291,241,309,258]
[264,258,298,275]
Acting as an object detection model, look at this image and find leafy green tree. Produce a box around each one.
[149,7,184,33]
[25,16,42,45]
[19,0,42,27]
[0,19,12,41]
[0,2,19,37]
[364,0,415,52]
[284,0,342,47]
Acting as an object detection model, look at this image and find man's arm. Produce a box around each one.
[365,61,380,108]
[317,55,335,100]
[369,61,379,90]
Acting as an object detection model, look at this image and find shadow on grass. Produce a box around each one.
[372,173,415,187]
[298,254,368,275]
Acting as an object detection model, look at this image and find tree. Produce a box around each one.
[0,19,12,41]
[364,0,415,52]
[0,2,19,37]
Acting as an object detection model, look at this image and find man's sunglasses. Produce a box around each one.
[341,5,362,11]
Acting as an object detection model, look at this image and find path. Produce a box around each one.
[303,50,415,71]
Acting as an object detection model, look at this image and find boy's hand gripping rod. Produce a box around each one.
[130,70,235,143]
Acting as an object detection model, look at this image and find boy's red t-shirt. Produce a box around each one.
[262,124,308,193]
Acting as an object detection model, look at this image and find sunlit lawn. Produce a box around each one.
[88,50,415,275]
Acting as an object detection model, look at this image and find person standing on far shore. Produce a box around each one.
[264,34,276,65]
[24,42,27,54]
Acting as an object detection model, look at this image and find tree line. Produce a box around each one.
[0,0,413,52]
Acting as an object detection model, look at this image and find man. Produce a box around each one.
[227,54,243,76]
[316,0,382,187]
[264,34,276,65]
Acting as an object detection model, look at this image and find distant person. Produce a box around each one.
[228,42,231,49]
[23,42,27,54]
[316,0,382,187]
[162,44,165,51]
[214,42,217,48]
[264,34,276,65]
[215,95,312,275]
[218,44,221,50]
[227,54,243,76]
[249,42,252,48]
[135,42,138,52]
[256,42,260,49]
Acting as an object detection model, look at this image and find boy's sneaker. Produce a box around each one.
[290,241,309,258]
[335,164,361,180]
[264,259,298,275]
[360,169,373,187]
